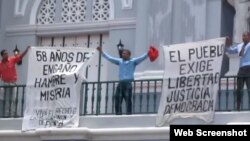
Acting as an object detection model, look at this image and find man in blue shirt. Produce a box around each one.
[226,31,250,111]
[97,46,149,115]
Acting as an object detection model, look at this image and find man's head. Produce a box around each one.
[121,49,131,60]
[1,49,8,60]
[242,31,250,44]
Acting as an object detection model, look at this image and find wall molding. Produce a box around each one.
[14,0,29,17]
[121,0,133,9]
[6,18,136,36]
[29,0,41,24]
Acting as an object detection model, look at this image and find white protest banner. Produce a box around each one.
[22,47,97,131]
[156,38,225,126]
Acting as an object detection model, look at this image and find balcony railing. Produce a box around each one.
[0,76,249,118]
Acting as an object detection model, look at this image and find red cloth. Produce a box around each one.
[0,56,21,83]
[148,46,159,62]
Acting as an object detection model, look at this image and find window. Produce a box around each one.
[36,0,111,24]
[92,0,110,21]
[37,0,56,24]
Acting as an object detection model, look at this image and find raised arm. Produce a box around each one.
[97,46,120,65]
[20,46,31,59]
[225,37,239,54]
[133,52,148,65]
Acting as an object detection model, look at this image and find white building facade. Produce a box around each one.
[0,0,234,84]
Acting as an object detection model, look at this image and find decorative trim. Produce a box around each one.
[61,0,86,23]
[121,0,133,10]
[6,18,136,36]
[31,0,115,24]
[109,0,115,19]
[92,0,111,21]
[29,0,42,24]
[14,0,29,17]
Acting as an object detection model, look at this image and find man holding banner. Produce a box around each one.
[0,46,30,117]
[0,46,30,83]
[225,32,250,111]
[97,46,158,115]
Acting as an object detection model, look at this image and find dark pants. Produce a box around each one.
[115,81,132,115]
[1,83,18,117]
[236,66,250,110]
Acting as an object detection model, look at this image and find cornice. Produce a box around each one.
[6,18,136,36]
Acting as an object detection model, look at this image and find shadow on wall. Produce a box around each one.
[220,0,235,76]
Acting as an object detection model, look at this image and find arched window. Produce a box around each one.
[37,0,56,24]
[36,0,111,24]
[61,0,87,23]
